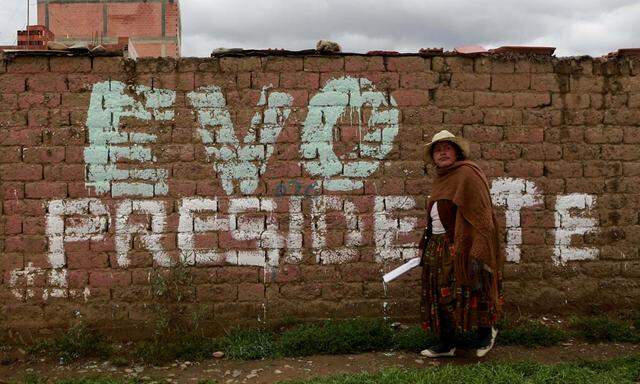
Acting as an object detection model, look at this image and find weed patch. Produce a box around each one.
[28,324,112,364]
[279,319,393,357]
[135,263,215,364]
[222,328,277,360]
[499,321,571,347]
[570,316,640,343]
[391,326,437,352]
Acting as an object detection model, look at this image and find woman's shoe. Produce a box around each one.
[476,327,498,357]
[420,343,456,358]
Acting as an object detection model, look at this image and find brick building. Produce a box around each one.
[37,0,181,57]
[0,25,54,52]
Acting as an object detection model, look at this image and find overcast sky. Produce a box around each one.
[2,0,639,57]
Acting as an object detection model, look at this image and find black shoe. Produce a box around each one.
[476,327,498,357]
[420,342,456,358]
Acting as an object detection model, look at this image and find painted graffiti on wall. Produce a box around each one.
[85,81,174,197]
[490,177,543,263]
[6,77,602,301]
[554,194,599,265]
[301,77,400,191]
[187,86,293,195]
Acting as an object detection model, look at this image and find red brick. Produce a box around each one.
[401,107,442,125]
[196,284,237,301]
[544,162,583,177]
[0,147,21,163]
[280,72,320,89]
[474,58,515,74]
[451,73,490,90]
[491,74,531,91]
[442,57,474,72]
[4,199,47,216]
[7,57,49,73]
[263,57,304,72]
[474,92,513,107]
[27,110,50,128]
[0,111,28,127]
[66,252,109,269]
[399,72,439,89]
[50,57,92,73]
[25,181,67,198]
[434,90,473,107]
[27,73,68,92]
[67,74,107,92]
[390,89,428,106]
[463,126,504,142]
[444,109,484,124]
[345,56,384,71]
[0,75,27,93]
[1,182,25,199]
[513,92,551,108]
[602,145,640,161]
[22,216,45,235]
[251,72,280,88]
[505,161,544,177]
[531,74,562,92]
[551,93,590,109]
[89,271,132,288]
[3,216,22,234]
[584,160,624,177]
[386,57,428,72]
[92,57,126,74]
[523,110,562,126]
[4,236,47,252]
[43,164,85,181]
[339,263,381,282]
[504,127,544,143]
[0,164,43,181]
[570,76,604,92]
[220,57,262,72]
[280,283,322,299]
[19,93,62,110]
[563,144,600,160]
[0,94,18,110]
[482,143,522,160]
[237,283,265,301]
[236,71,251,89]
[304,57,344,72]
[22,147,65,163]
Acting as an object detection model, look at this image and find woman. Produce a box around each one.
[419,130,504,358]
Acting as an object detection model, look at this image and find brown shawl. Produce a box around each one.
[428,161,503,298]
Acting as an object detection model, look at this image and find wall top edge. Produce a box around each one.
[1,48,639,62]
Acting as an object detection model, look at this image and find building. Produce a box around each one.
[0,25,55,52]
[37,0,181,57]
[17,25,55,49]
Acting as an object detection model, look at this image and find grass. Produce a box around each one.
[570,316,640,343]
[284,355,640,384]
[26,315,640,364]
[279,319,394,357]
[498,321,571,347]
[27,324,112,364]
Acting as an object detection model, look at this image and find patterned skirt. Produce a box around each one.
[420,234,502,335]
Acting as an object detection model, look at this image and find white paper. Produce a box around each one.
[382,257,421,283]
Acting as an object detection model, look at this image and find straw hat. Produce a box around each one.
[424,130,470,164]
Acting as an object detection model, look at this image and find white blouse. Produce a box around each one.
[430,202,446,234]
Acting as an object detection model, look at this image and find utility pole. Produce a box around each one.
[26,0,30,50]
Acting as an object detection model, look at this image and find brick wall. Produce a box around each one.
[37,0,181,57]
[0,53,639,338]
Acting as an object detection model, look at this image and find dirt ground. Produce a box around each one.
[1,342,639,383]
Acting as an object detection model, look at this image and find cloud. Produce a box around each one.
[179,0,640,57]
[1,0,638,57]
